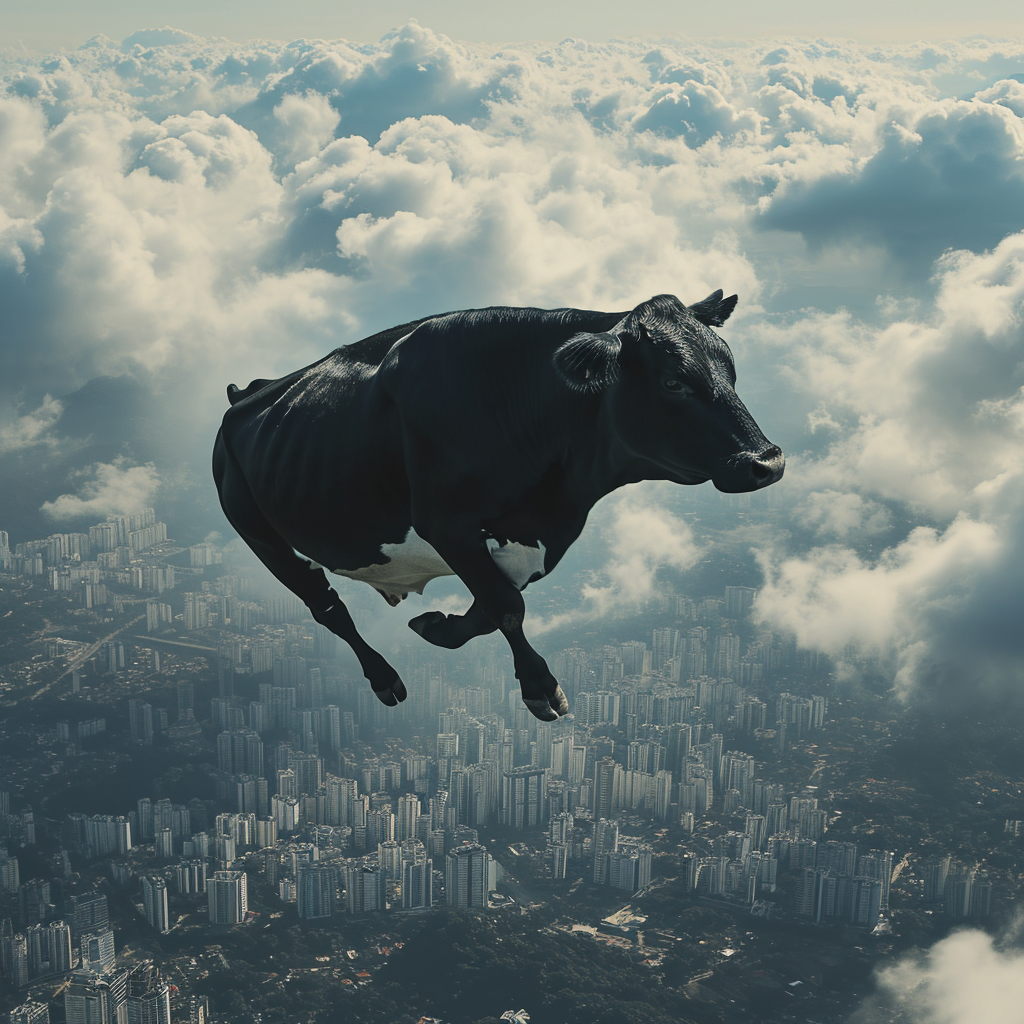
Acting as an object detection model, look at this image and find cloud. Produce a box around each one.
[534,488,701,634]
[761,97,1024,276]
[751,230,1024,701]
[0,395,63,453]
[753,515,1020,697]
[2,26,1024,709]
[853,927,1024,1024]
[41,459,161,521]
[633,79,761,147]
[794,489,892,539]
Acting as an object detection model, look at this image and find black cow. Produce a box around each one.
[212,291,783,721]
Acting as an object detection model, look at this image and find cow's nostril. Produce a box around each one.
[750,446,785,484]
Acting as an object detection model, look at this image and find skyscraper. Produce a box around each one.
[81,929,116,972]
[296,865,335,920]
[592,819,619,885]
[593,757,622,821]
[64,969,127,1024]
[208,870,248,924]
[500,766,547,828]
[344,864,386,913]
[9,1001,50,1024]
[69,891,109,936]
[445,844,490,908]
[140,877,170,934]
[396,793,421,842]
[402,857,433,909]
[126,961,171,1024]
[128,700,154,745]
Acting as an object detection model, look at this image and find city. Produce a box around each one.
[1,509,1021,1024]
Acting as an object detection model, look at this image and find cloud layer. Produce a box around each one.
[854,927,1024,1024]
[1,24,1023,704]
[41,459,162,520]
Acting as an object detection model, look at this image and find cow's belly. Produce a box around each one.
[296,528,546,603]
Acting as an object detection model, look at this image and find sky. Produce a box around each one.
[1,13,1023,1017]
[2,0,1023,53]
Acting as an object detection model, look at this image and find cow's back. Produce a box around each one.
[217,303,626,558]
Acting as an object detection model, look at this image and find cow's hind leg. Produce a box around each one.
[213,434,406,705]
[416,519,568,722]
[408,601,496,649]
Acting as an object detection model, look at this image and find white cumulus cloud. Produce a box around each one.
[41,459,161,521]
[1,25,1024,701]
[854,928,1024,1024]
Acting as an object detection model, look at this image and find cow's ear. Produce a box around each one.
[554,332,622,393]
[688,290,738,327]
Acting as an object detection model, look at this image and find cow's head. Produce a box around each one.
[554,291,784,493]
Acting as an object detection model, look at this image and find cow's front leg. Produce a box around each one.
[310,602,407,705]
[421,524,568,721]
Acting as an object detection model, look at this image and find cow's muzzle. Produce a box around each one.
[717,444,785,492]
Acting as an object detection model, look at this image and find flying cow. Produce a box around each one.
[212,291,784,721]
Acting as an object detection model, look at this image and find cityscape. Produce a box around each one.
[1,508,1020,1024]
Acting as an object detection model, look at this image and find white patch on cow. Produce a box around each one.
[323,528,454,600]
[486,537,547,590]
[293,530,546,602]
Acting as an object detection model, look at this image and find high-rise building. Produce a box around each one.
[128,701,154,745]
[1,851,20,893]
[42,920,73,976]
[395,794,421,842]
[126,961,171,1024]
[154,828,174,860]
[851,877,883,926]
[500,766,547,828]
[402,857,433,909]
[217,730,264,777]
[9,1001,51,1024]
[208,871,247,924]
[290,753,323,796]
[140,877,170,934]
[856,849,894,911]
[80,929,116,972]
[592,819,619,885]
[724,585,756,619]
[608,841,652,894]
[175,860,208,896]
[445,844,490,908]
[296,865,335,919]
[344,864,386,913]
[70,892,109,937]
[64,969,127,1024]
[135,798,154,841]
[8,932,30,988]
[365,807,394,848]
[272,795,300,833]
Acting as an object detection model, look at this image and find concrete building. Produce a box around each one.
[445,844,490,909]
[208,870,247,925]
[140,877,170,934]
[296,865,335,919]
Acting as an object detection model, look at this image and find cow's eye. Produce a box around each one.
[664,379,690,394]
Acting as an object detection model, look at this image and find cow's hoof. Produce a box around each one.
[372,677,408,706]
[408,610,446,641]
[408,611,469,650]
[523,685,569,721]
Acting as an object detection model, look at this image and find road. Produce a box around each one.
[31,613,146,699]
[132,635,217,653]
